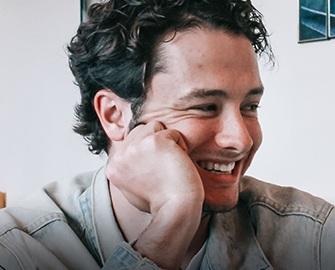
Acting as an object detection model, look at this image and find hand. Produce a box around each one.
[106,120,204,215]
[106,121,205,269]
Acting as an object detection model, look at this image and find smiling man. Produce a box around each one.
[1,0,335,269]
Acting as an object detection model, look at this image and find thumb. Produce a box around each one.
[165,129,189,153]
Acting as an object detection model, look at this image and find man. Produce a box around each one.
[0,0,334,269]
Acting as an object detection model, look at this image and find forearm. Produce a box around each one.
[103,201,202,270]
[133,199,203,270]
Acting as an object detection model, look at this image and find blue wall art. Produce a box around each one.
[299,0,335,42]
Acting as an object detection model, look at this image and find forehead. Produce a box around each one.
[146,28,262,101]
[159,27,257,69]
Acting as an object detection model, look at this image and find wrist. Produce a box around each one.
[151,191,204,216]
[134,199,202,269]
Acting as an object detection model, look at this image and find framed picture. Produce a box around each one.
[329,0,335,37]
[299,0,328,42]
[81,0,103,21]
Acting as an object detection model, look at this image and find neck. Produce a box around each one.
[181,214,210,269]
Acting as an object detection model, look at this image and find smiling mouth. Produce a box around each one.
[198,161,236,175]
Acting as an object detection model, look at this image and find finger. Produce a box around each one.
[126,120,166,142]
[147,120,166,132]
[159,129,189,153]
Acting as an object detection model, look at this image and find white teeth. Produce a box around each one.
[206,161,214,170]
[199,161,235,173]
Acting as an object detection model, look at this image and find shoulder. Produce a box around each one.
[0,168,105,269]
[0,168,103,235]
[238,177,335,268]
[239,175,334,223]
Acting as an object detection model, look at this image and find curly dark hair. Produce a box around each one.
[68,0,273,154]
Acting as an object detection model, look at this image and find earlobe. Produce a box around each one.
[94,89,128,141]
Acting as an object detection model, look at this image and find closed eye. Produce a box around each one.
[190,104,218,112]
[241,103,261,117]
[244,104,260,112]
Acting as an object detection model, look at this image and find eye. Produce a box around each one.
[246,104,260,112]
[191,104,218,112]
[241,103,260,116]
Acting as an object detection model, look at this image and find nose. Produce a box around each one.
[215,108,253,154]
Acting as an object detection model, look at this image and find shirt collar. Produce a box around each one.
[203,205,273,270]
[90,166,124,264]
[86,167,272,269]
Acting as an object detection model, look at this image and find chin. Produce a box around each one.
[202,191,239,213]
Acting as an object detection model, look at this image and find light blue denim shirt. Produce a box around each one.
[0,166,334,269]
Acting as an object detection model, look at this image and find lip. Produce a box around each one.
[197,160,235,173]
[195,160,242,186]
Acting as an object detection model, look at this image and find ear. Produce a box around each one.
[94,89,130,142]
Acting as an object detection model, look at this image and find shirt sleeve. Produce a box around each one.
[103,242,163,270]
[320,205,335,269]
[0,243,23,270]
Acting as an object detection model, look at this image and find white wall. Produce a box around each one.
[0,0,334,205]
[0,1,105,205]
[249,0,335,203]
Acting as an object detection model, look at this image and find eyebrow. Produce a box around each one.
[177,87,264,103]
[245,87,264,97]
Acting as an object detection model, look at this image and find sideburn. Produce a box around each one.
[128,94,147,133]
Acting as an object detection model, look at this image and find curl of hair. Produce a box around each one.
[68,0,273,154]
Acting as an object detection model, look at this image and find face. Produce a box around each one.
[131,28,263,212]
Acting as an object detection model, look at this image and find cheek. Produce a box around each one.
[244,120,262,172]
[249,121,262,151]
[241,121,262,175]
[166,120,212,150]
